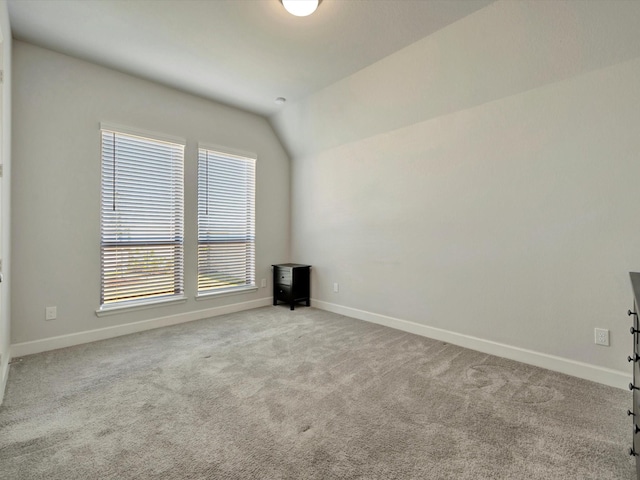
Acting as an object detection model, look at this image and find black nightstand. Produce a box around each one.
[273,264,311,310]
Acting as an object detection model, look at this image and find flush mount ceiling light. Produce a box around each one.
[280,0,322,17]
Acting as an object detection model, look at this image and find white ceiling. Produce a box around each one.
[7,0,494,117]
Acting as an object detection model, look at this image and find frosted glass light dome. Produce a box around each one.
[281,0,320,17]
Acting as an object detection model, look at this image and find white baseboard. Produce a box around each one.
[10,297,273,358]
[0,352,9,406]
[9,297,630,390]
[312,299,630,390]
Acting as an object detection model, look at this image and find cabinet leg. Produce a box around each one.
[290,303,294,311]
[306,299,310,307]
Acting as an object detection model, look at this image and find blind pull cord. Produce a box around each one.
[112,133,116,212]
[206,151,209,216]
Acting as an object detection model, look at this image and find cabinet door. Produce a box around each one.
[634,300,640,479]
[292,267,310,299]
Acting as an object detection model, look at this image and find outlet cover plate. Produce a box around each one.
[594,328,609,346]
[45,306,57,321]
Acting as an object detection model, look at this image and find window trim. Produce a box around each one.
[195,285,258,301]
[198,142,257,161]
[100,122,186,147]
[96,295,187,317]
[196,144,257,297]
[98,123,186,314]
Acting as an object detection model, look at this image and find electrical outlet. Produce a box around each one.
[333,282,339,293]
[594,328,609,346]
[261,278,266,288]
[45,306,57,321]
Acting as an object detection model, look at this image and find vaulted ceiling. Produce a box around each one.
[7,0,494,117]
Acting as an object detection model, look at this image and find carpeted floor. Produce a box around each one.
[0,306,635,479]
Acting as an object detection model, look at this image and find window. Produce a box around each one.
[100,126,185,309]
[197,147,256,295]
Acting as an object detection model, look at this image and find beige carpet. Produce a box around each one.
[0,306,635,479]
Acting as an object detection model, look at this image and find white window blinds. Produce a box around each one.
[197,148,256,294]
[100,128,184,307]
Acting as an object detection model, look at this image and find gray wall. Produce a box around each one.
[271,0,640,373]
[11,41,290,344]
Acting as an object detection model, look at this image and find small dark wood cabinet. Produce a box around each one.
[629,272,640,479]
[273,263,310,310]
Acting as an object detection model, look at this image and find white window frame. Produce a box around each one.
[97,123,186,315]
[196,144,257,299]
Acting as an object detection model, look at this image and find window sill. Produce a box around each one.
[196,285,258,301]
[96,296,188,317]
